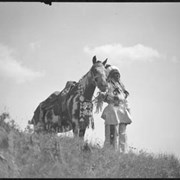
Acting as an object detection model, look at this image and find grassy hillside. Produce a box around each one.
[0,112,180,178]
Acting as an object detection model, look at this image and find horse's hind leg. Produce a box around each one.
[70,95,80,137]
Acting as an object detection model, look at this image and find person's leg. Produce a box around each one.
[110,125,115,146]
[104,124,111,148]
[119,123,127,153]
[114,124,119,151]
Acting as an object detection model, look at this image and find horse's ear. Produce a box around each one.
[102,58,108,66]
[92,56,97,64]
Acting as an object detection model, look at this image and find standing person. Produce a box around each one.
[100,65,132,153]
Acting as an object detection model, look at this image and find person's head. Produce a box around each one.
[105,65,121,82]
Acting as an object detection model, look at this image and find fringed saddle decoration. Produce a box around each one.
[94,92,106,113]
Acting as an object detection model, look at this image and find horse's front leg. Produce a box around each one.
[79,128,86,138]
[72,118,79,137]
[79,117,87,138]
[72,119,85,138]
[72,114,86,138]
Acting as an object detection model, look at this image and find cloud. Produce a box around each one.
[29,41,41,51]
[84,43,162,65]
[0,44,45,84]
[171,56,179,64]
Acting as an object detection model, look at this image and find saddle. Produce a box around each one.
[41,91,61,111]
[61,81,77,112]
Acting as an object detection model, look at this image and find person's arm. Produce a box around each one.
[119,80,129,99]
[101,112,106,120]
[124,99,131,113]
[101,107,107,120]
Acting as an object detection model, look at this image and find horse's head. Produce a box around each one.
[90,56,108,92]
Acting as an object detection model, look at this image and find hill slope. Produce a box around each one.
[0,112,180,178]
[0,131,179,178]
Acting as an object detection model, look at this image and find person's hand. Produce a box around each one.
[124,90,129,98]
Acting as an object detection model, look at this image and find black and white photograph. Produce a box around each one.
[0,2,180,178]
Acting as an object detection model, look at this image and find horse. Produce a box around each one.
[30,56,108,138]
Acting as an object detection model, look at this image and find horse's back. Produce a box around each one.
[31,81,77,132]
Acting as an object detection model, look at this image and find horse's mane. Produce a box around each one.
[78,71,91,91]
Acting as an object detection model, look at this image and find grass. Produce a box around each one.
[0,112,180,178]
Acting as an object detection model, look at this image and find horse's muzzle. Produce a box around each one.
[98,82,108,92]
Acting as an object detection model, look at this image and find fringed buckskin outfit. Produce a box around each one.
[101,65,132,153]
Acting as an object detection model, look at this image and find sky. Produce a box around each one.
[0,2,180,158]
